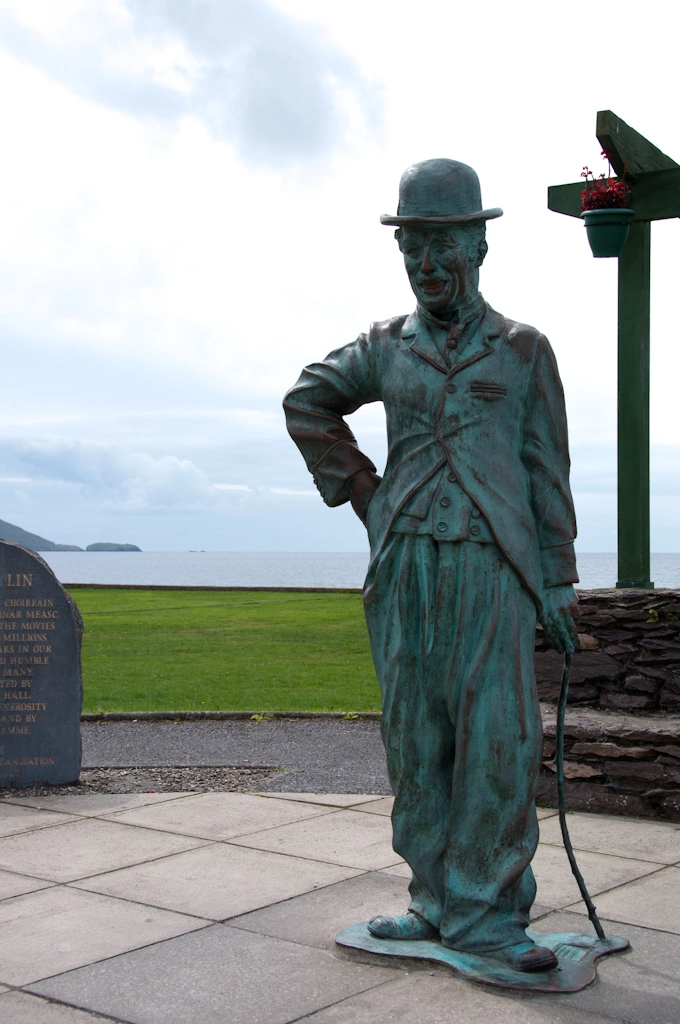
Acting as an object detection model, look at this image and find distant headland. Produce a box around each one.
[85,543,142,552]
[0,518,141,552]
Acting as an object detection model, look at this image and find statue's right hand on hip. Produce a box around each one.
[540,584,580,655]
[349,470,382,525]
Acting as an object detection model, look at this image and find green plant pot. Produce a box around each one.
[580,208,635,258]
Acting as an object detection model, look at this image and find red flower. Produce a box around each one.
[579,153,632,211]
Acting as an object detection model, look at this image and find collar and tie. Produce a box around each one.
[418,294,486,359]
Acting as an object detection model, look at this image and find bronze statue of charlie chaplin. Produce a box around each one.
[284,160,580,975]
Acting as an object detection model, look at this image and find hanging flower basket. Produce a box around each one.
[581,207,635,258]
[580,154,634,258]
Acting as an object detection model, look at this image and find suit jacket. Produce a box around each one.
[283,301,578,605]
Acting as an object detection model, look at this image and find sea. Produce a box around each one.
[39,551,680,590]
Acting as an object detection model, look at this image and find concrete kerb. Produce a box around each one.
[81,711,382,722]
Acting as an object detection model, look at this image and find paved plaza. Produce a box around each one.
[0,792,677,1023]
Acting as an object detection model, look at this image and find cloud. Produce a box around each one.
[0,0,380,167]
[570,442,680,496]
[0,438,218,512]
[0,434,370,551]
[269,486,317,496]
[0,434,325,514]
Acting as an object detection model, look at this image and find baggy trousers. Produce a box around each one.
[363,533,542,953]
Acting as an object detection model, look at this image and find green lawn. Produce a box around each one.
[69,588,381,714]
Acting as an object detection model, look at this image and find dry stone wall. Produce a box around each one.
[536,588,680,822]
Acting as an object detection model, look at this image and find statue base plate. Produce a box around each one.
[335,924,629,993]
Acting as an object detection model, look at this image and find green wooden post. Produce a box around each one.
[547,112,680,589]
[617,221,652,587]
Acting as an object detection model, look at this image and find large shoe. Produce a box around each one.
[485,941,558,973]
[368,912,437,940]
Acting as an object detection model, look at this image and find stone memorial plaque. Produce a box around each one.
[0,540,83,787]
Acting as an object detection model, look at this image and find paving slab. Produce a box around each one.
[0,867,54,899]
[531,910,680,1024]
[354,797,394,816]
[297,970,621,1024]
[0,803,78,838]
[566,864,680,934]
[0,816,206,882]
[258,793,382,808]
[28,923,397,1024]
[0,990,115,1023]
[1,794,676,1023]
[540,811,680,864]
[230,871,411,950]
[531,840,662,909]
[529,903,556,920]
[105,791,333,840]
[73,842,363,920]
[379,861,411,878]
[0,886,208,986]
[5,792,189,818]
[230,807,403,870]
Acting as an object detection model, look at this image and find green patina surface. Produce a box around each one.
[336,925,628,993]
[69,587,380,714]
[284,159,580,965]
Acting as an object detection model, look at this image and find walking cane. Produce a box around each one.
[555,652,605,940]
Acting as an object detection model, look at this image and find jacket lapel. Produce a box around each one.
[447,304,505,378]
[402,311,448,374]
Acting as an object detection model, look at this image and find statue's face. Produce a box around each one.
[400,227,469,315]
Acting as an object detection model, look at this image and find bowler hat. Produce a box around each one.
[380,159,502,226]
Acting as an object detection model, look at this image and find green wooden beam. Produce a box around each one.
[547,181,586,219]
[596,110,679,180]
[617,221,652,588]
[632,169,680,220]
[548,168,680,222]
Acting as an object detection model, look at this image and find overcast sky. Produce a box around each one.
[0,0,678,553]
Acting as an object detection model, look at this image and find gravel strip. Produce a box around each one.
[0,765,283,797]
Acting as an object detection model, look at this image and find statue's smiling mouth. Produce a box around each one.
[421,280,446,295]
